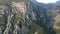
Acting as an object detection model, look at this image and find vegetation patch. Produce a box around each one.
[0,15,5,26]
[55,29,60,34]
[57,22,60,26]
[28,22,47,34]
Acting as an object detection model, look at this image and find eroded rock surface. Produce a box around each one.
[0,0,56,34]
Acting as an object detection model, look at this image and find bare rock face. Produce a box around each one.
[3,2,28,34]
[1,1,35,34]
[0,0,55,34]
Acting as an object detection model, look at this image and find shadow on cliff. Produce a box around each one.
[31,4,56,34]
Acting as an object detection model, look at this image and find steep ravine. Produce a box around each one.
[0,0,56,34]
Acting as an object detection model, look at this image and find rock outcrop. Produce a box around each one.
[0,0,56,34]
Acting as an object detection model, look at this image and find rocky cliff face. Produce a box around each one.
[0,0,57,34]
[47,4,60,34]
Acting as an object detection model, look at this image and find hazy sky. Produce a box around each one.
[36,0,59,3]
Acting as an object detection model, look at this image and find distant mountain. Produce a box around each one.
[56,0,60,4]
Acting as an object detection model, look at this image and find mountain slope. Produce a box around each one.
[0,0,59,34]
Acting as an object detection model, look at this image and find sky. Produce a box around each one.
[36,0,59,3]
